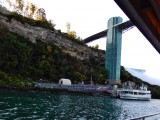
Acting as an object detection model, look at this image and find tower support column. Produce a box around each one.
[105,17,123,85]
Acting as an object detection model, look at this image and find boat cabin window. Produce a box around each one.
[134,92,138,95]
[139,93,146,95]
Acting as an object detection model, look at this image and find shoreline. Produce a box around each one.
[0,86,111,97]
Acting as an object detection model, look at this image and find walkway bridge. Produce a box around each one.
[84,20,134,43]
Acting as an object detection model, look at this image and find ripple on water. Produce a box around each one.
[0,92,160,119]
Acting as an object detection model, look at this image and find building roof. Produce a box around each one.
[114,0,160,53]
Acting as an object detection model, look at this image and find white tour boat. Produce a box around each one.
[115,83,151,100]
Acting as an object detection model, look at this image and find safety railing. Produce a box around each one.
[128,112,160,120]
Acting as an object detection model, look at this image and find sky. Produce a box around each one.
[1,0,160,80]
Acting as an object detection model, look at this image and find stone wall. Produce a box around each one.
[0,14,105,62]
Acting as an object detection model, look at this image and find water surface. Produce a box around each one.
[0,92,160,120]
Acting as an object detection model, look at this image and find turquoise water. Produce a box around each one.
[0,92,160,120]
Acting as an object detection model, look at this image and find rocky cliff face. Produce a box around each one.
[0,13,105,62]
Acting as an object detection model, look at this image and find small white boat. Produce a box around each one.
[115,83,151,101]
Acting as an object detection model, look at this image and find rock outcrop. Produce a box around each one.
[0,13,105,62]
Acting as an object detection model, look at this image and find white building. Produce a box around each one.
[58,78,71,85]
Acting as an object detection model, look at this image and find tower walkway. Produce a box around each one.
[84,20,134,43]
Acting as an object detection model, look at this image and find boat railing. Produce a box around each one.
[128,112,160,120]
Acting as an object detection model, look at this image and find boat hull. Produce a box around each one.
[119,94,151,101]
[120,95,151,101]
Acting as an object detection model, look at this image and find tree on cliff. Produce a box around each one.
[91,44,99,49]
[2,0,47,20]
[24,2,37,19]
[15,0,24,14]
[34,8,46,21]
[66,22,77,39]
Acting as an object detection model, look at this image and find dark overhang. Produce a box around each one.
[114,0,160,54]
